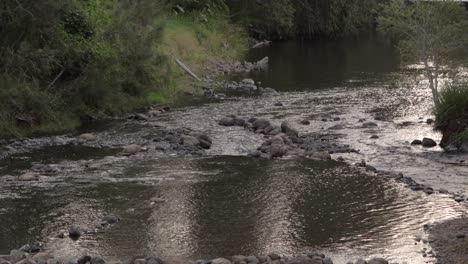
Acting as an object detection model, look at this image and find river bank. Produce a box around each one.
[1,39,468,263]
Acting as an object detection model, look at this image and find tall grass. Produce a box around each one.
[435,82,468,146]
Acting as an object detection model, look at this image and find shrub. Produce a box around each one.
[434,82,468,147]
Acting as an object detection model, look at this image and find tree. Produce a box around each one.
[378,0,468,106]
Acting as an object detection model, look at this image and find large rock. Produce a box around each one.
[0,259,11,264]
[219,117,235,126]
[422,137,437,147]
[241,79,255,86]
[211,258,231,264]
[18,173,39,182]
[286,256,317,264]
[78,133,96,142]
[231,256,247,264]
[144,257,163,264]
[271,144,286,158]
[68,225,82,239]
[267,254,280,261]
[361,122,378,128]
[134,113,149,121]
[199,139,212,149]
[123,144,144,154]
[9,250,25,264]
[281,121,298,136]
[253,119,271,130]
[367,258,388,264]
[181,135,200,146]
[90,257,105,264]
[245,256,259,264]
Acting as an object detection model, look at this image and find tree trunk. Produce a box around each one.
[424,59,439,106]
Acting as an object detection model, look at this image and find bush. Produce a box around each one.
[435,82,468,147]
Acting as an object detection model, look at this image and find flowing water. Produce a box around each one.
[1,35,467,264]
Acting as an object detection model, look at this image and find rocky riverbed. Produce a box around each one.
[2,41,468,263]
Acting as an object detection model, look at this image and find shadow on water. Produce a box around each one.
[245,33,400,92]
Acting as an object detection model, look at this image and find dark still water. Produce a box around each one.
[246,34,399,91]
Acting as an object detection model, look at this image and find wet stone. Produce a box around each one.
[68,225,82,239]
[10,250,25,264]
[367,258,388,264]
[422,138,437,148]
[267,254,280,261]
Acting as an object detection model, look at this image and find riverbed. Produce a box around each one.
[1,35,467,264]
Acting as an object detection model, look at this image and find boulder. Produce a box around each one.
[260,87,278,94]
[361,122,378,128]
[281,121,298,136]
[231,256,247,264]
[18,173,39,182]
[15,260,34,264]
[269,127,281,135]
[411,140,422,145]
[241,79,255,85]
[135,113,149,121]
[78,133,96,142]
[422,138,437,147]
[245,256,259,264]
[355,260,367,264]
[211,258,231,264]
[286,256,316,264]
[123,144,144,155]
[0,259,11,264]
[322,258,333,264]
[103,215,120,224]
[233,118,246,126]
[267,254,280,261]
[133,259,146,264]
[145,257,163,264]
[181,135,200,146]
[199,139,212,149]
[367,259,388,264]
[271,144,286,158]
[253,119,271,130]
[9,250,25,264]
[68,225,82,239]
[90,257,105,264]
[219,117,235,126]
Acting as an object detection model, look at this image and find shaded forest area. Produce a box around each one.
[1,0,466,138]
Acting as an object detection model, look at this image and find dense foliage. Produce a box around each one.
[227,0,382,39]
[0,0,244,137]
[435,83,468,148]
[0,0,171,136]
[378,0,468,106]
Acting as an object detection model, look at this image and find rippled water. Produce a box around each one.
[0,157,465,264]
[1,36,468,264]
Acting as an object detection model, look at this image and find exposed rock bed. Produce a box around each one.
[0,248,392,264]
[218,116,357,159]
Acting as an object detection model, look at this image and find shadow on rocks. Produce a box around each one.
[427,216,468,264]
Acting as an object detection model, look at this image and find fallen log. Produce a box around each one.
[252,40,272,49]
[175,58,201,82]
